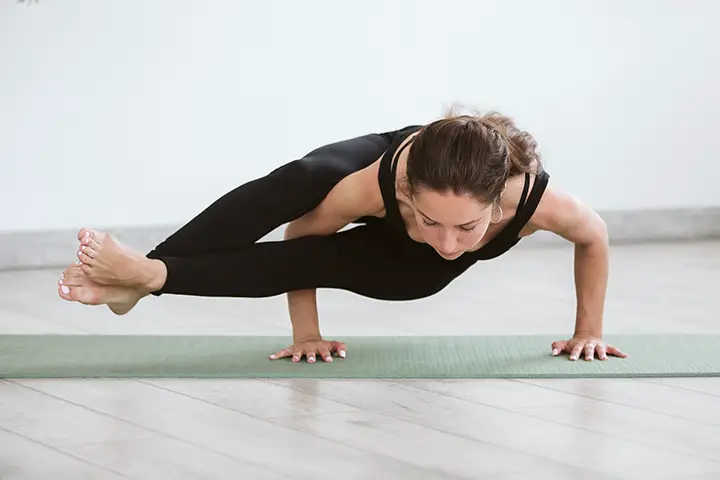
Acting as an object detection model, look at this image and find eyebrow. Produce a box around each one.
[416,208,483,227]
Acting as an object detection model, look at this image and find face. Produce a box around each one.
[411,189,494,260]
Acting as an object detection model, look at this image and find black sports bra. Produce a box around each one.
[377,125,550,261]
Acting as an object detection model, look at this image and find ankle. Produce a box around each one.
[139,259,167,293]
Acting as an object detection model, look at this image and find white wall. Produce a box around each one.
[1,0,718,233]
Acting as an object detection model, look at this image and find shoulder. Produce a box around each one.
[525,180,608,245]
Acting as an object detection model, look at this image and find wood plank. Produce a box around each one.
[269,378,720,478]
[13,378,458,479]
[0,427,129,480]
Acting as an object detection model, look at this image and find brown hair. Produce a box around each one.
[405,107,542,205]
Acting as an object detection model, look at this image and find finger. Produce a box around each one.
[305,348,318,364]
[292,348,303,363]
[317,345,333,363]
[584,343,596,361]
[569,343,584,361]
[269,348,289,360]
[331,341,347,359]
[606,345,628,358]
[551,341,566,356]
[596,343,608,360]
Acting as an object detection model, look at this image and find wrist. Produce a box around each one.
[293,331,322,344]
[574,321,602,338]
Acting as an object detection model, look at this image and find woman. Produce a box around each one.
[57,111,628,364]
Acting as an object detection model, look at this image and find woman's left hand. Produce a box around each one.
[551,335,628,361]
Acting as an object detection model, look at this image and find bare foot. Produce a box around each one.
[75,228,154,288]
[57,263,144,315]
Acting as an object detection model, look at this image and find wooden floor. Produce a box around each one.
[0,240,718,479]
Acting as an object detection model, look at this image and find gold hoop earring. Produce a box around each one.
[490,206,503,224]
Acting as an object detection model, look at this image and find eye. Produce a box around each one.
[459,225,477,233]
[421,219,437,227]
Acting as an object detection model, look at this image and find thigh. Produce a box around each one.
[295,132,391,178]
[259,224,467,301]
[148,133,392,259]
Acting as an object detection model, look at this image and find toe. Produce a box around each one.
[79,262,94,277]
[78,228,92,242]
[78,228,104,246]
[80,243,97,258]
[77,250,96,266]
[57,284,74,301]
[60,270,83,286]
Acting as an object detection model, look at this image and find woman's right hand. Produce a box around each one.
[269,338,347,363]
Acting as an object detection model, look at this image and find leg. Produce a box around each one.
[76,132,392,285]
[60,224,463,313]
[149,224,466,301]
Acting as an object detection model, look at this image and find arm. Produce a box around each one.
[530,186,609,336]
[282,166,383,344]
[527,185,625,360]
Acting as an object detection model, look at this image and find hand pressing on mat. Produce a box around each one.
[551,335,628,361]
[269,339,347,364]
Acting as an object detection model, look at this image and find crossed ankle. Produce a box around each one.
[138,258,168,293]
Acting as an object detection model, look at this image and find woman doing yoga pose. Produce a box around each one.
[57,112,628,364]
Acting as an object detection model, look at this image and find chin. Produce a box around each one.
[437,250,464,260]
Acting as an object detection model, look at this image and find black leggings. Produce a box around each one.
[146,132,469,301]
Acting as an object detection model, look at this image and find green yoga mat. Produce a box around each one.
[1,334,719,379]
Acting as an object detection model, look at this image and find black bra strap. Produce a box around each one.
[506,170,550,237]
[515,173,531,214]
[378,130,419,230]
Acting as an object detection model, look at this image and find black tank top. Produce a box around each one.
[377,125,550,261]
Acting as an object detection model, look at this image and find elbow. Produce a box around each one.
[575,214,609,253]
[592,212,609,247]
[583,212,608,245]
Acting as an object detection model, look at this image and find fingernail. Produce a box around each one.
[61,285,69,294]
[552,348,559,356]
[269,354,276,360]
[292,356,299,362]
[325,356,333,362]
[339,350,346,358]
[77,251,82,257]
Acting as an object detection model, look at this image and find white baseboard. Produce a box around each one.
[1,207,719,271]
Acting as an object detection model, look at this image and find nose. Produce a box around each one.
[437,232,458,255]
